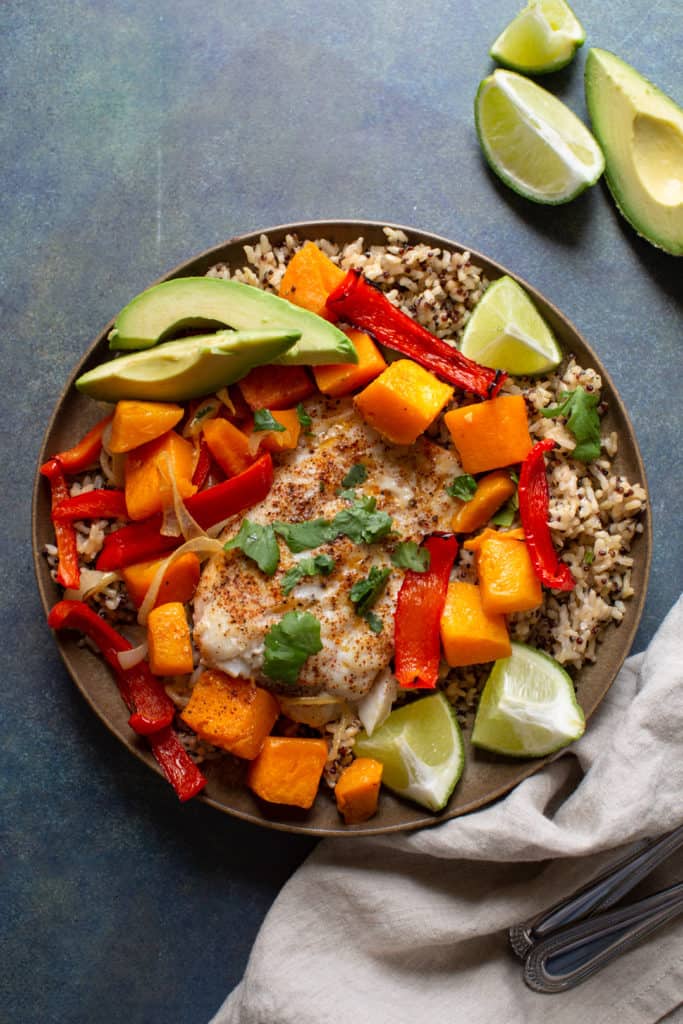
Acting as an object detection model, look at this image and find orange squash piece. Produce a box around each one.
[256,408,302,452]
[278,240,346,320]
[444,395,532,474]
[109,400,184,454]
[465,530,542,615]
[335,757,383,824]
[247,736,328,809]
[181,670,280,759]
[354,359,453,445]
[202,417,253,477]
[124,430,197,521]
[121,552,201,609]
[440,580,511,667]
[147,601,194,676]
[238,364,315,411]
[313,329,387,397]
[451,470,516,533]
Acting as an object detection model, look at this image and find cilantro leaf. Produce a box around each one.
[262,611,323,686]
[253,408,286,433]
[281,553,335,596]
[584,548,595,565]
[224,519,280,575]
[342,463,368,488]
[445,474,478,501]
[490,501,516,527]
[332,496,393,544]
[296,403,312,430]
[540,387,601,463]
[391,541,431,572]
[350,566,391,617]
[365,611,384,634]
[273,518,337,552]
[337,487,358,502]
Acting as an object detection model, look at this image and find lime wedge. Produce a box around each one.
[491,0,585,75]
[354,692,465,811]
[472,643,585,757]
[475,69,605,204]
[460,275,562,375]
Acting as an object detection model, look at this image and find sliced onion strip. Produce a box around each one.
[137,536,225,625]
[116,642,148,670]
[64,568,120,602]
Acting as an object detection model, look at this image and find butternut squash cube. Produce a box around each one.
[451,470,516,533]
[122,552,201,609]
[147,601,194,676]
[124,430,197,521]
[278,240,346,320]
[313,329,387,397]
[109,400,184,454]
[335,757,383,824]
[181,670,280,759]
[444,395,532,474]
[440,581,511,667]
[238,363,315,410]
[472,533,542,615]
[247,736,328,809]
[354,359,454,445]
[202,417,253,477]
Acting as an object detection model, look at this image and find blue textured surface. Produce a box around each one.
[1,2,681,1021]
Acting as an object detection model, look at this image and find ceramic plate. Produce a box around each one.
[33,221,651,836]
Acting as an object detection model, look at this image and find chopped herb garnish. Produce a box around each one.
[296,403,312,430]
[350,566,392,619]
[273,518,337,552]
[391,541,431,572]
[253,408,286,433]
[541,387,601,463]
[490,501,516,527]
[365,611,384,634]
[337,487,357,502]
[342,463,368,488]
[584,548,595,565]
[446,474,478,501]
[262,611,323,686]
[281,553,335,596]
[332,495,394,545]
[194,405,214,422]
[224,519,280,575]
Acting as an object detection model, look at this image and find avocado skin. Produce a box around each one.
[109,276,358,365]
[76,328,301,403]
[585,48,683,256]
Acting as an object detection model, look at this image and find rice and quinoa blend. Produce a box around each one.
[46,227,647,788]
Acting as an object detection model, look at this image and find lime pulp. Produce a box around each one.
[490,0,585,75]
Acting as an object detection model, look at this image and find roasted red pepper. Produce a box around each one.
[40,413,113,475]
[148,726,207,802]
[518,439,575,592]
[191,438,212,489]
[40,458,81,590]
[326,270,505,398]
[51,488,128,522]
[47,600,176,734]
[394,534,459,688]
[96,453,274,571]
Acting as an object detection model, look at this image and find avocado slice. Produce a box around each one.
[585,49,683,256]
[108,276,358,365]
[76,328,301,403]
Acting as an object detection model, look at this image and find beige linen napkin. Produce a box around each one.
[212,597,683,1024]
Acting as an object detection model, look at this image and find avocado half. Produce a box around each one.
[585,48,683,256]
[108,276,358,365]
[76,328,301,403]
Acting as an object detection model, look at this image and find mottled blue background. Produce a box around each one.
[2,2,681,1021]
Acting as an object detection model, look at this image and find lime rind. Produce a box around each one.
[490,0,585,75]
[472,643,586,758]
[475,70,605,205]
[460,276,562,375]
[354,692,465,812]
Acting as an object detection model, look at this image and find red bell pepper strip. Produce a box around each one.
[40,413,113,476]
[51,488,128,522]
[148,726,207,802]
[518,439,575,592]
[47,599,176,735]
[40,459,81,590]
[96,452,274,571]
[191,438,212,489]
[326,270,506,399]
[394,534,459,689]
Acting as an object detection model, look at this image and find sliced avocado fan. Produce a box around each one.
[108,276,358,365]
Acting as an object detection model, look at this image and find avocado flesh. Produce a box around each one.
[76,328,301,403]
[108,276,358,365]
[585,48,683,256]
